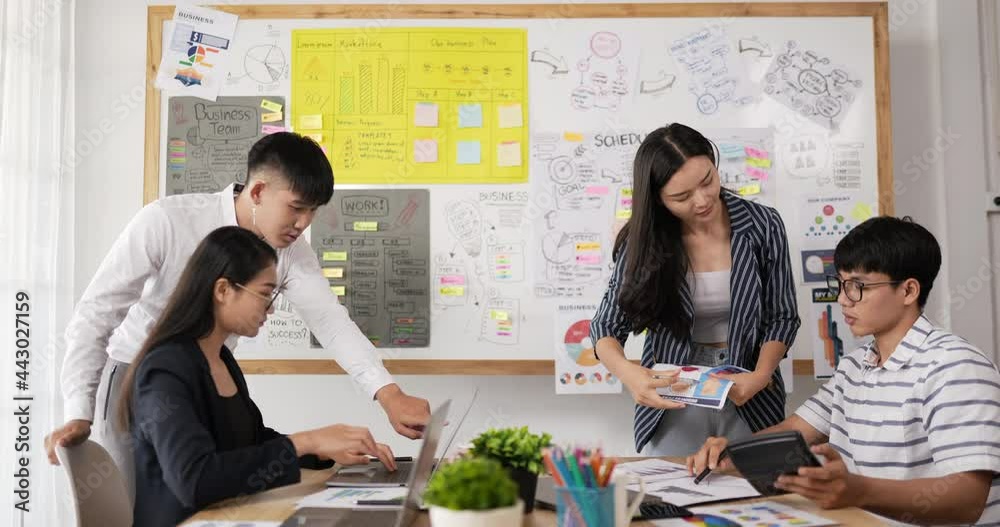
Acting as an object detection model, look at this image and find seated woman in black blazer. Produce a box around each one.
[117,226,397,527]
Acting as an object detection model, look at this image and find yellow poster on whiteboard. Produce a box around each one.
[291,28,528,184]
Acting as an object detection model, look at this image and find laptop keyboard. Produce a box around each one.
[381,464,412,484]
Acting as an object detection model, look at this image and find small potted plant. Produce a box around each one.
[468,426,552,513]
[424,457,523,527]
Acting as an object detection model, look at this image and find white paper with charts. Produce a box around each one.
[156,5,238,101]
[555,303,621,394]
[652,364,750,410]
[616,459,761,507]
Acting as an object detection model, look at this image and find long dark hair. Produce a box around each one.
[614,123,718,336]
[118,226,277,430]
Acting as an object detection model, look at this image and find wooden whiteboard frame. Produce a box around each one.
[145,3,893,375]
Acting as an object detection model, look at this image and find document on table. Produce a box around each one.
[296,487,409,509]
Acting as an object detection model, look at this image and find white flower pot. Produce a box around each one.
[429,499,524,527]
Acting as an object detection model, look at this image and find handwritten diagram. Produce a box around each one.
[763,40,863,130]
[223,23,290,94]
[670,25,755,115]
[310,190,431,348]
[165,96,284,195]
[431,188,532,344]
[712,128,776,206]
[570,32,631,111]
[291,28,528,184]
[531,131,643,298]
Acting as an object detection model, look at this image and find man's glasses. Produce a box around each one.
[234,282,281,310]
[825,275,903,302]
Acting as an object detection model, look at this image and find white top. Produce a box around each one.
[688,270,731,344]
[797,315,1000,526]
[61,184,394,422]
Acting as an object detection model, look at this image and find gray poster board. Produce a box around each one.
[165,96,285,195]
[311,189,431,348]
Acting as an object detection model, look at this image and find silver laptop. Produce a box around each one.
[279,400,451,527]
[325,388,478,487]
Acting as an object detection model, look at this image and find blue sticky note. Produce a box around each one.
[456,141,481,164]
[458,104,483,128]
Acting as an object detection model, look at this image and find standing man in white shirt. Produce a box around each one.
[44,132,431,496]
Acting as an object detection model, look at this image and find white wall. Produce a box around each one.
[74,0,983,456]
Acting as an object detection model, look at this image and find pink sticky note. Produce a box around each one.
[261,125,286,135]
[576,254,601,264]
[414,139,438,163]
[620,198,633,207]
[440,275,465,285]
[414,102,438,127]
[745,146,769,159]
[168,151,186,158]
[585,185,610,195]
[746,166,769,181]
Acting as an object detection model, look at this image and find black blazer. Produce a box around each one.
[130,338,331,527]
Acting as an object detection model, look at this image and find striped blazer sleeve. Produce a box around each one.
[590,247,632,345]
[760,208,800,348]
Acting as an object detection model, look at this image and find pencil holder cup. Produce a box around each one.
[555,485,615,527]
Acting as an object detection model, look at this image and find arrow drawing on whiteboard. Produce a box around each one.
[601,168,624,183]
[544,210,557,230]
[639,72,676,94]
[738,37,773,57]
[530,50,569,74]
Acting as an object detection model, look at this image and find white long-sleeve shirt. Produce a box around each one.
[61,184,394,422]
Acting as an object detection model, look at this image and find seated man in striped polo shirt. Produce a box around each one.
[689,216,1000,526]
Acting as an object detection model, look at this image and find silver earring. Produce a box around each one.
[252,206,257,227]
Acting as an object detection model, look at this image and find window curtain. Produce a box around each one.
[0,0,76,525]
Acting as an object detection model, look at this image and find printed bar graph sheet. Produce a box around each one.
[291,28,528,184]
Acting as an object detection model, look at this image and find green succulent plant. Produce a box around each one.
[468,426,552,474]
[423,457,518,511]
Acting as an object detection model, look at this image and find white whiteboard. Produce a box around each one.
[157,15,880,377]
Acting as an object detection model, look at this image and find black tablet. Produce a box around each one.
[725,431,823,496]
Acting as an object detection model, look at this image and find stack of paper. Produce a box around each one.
[616,459,761,507]
[295,487,408,510]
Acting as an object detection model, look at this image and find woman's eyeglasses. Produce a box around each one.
[234,283,281,310]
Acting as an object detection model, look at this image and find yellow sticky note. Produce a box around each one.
[620,188,633,197]
[354,221,378,232]
[322,267,344,278]
[330,286,346,296]
[498,104,523,128]
[260,99,283,112]
[261,112,283,123]
[323,251,348,262]
[490,310,509,321]
[739,183,762,196]
[299,114,323,130]
[497,142,522,167]
[564,132,584,142]
[616,209,632,219]
[746,157,772,168]
[851,202,874,222]
[305,133,324,143]
[440,286,465,296]
[576,242,601,251]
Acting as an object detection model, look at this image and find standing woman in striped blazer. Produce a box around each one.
[591,123,800,456]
